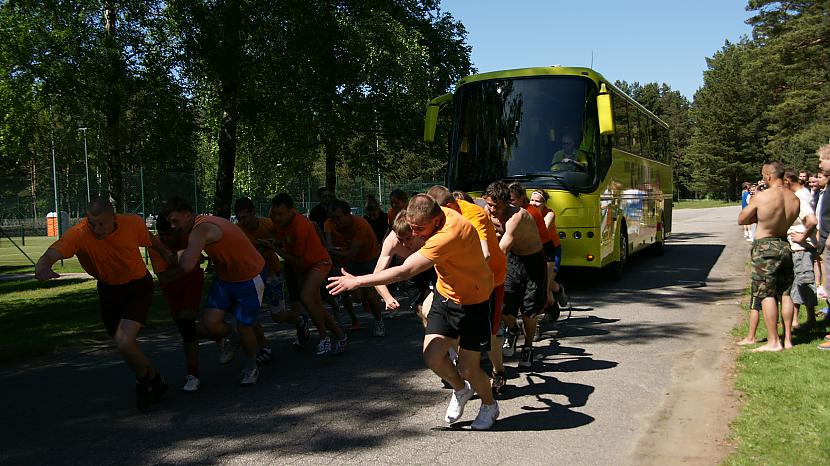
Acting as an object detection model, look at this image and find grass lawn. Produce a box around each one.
[0,234,154,275]
[726,300,830,465]
[674,199,736,209]
[0,277,180,363]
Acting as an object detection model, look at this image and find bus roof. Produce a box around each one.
[455,66,668,129]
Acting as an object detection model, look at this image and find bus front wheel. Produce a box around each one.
[608,225,628,280]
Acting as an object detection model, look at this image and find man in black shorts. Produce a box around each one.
[35,197,171,411]
[483,181,546,369]
[328,195,500,430]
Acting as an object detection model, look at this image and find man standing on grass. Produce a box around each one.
[738,162,800,352]
[813,145,830,350]
[35,197,170,411]
[327,194,499,430]
[782,171,818,331]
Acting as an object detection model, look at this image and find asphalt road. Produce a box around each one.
[0,206,747,465]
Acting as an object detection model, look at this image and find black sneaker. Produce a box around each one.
[518,346,533,369]
[150,373,168,402]
[502,327,520,357]
[136,378,153,412]
[554,285,569,308]
[256,347,273,364]
[293,315,311,350]
[491,371,506,396]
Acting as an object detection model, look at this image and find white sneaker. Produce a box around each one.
[373,320,385,337]
[818,285,827,299]
[445,381,474,424]
[218,336,238,365]
[240,366,259,385]
[182,374,200,392]
[471,402,500,430]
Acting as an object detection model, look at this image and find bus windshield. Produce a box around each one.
[449,76,600,192]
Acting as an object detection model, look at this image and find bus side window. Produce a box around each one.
[630,107,641,155]
[652,123,666,164]
[641,116,651,160]
[613,93,630,152]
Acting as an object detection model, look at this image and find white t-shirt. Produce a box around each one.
[788,187,816,251]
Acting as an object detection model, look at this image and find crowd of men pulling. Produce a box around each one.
[34,180,571,430]
[738,144,830,352]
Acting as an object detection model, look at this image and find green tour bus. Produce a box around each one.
[424,66,672,277]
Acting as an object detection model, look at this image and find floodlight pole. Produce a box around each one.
[49,103,60,238]
[78,127,90,202]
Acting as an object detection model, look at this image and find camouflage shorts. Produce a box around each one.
[750,237,793,304]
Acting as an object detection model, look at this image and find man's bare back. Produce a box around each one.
[739,186,800,239]
[495,205,543,256]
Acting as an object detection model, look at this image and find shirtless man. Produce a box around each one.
[164,197,267,384]
[428,185,510,395]
[35,197,170,411]
[373,211,433,325]
[738,162,800,352]
[481,181,546,370]
[328,194,499,430]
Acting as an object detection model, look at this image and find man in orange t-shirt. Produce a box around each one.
[328,194,500,430]
[324,199,385,336]
[35,197,170,411]
[234,197,310,357]
[269,193,347,357]
[164,196,267,386]
[428,185,509,395]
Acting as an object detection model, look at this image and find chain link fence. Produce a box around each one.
[1,172,442,236]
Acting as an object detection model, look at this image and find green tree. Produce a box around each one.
[686,40,767,200]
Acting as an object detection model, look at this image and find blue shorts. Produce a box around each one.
[552,245,562,273]
[206,270,266,326]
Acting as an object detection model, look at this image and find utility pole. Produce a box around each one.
[78,126,90,202]
[49,103,60,238]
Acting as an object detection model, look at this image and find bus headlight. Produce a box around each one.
[573,231,582,239]
[587,231,594,238]
[559,232,565,239]
[587,255,595,261]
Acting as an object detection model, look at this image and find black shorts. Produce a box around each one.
[97,272,154,336]
[503,251,547,318]
[425,291,491,352]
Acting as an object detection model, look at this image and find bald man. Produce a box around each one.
[35,197,172,411]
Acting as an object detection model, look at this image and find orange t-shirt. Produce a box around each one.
[456,200,507,286]
[324,215,380,263]
[418,207,494,305]
[525,204,552,244]
[50,214,150,285]
[238,217,282,275]
[195,215,264,282]
[271,212,331,272]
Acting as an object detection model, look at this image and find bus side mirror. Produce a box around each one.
[424,93,453,142]
[597,84,614,136]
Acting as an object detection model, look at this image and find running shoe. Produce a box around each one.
[471,402,500,430]
[293,315,311,350]
[256,347,273,365]
[333,335,348,354]
[518,346,533,369]
[554,284,569,308]
[136,378,153,412]
[819,341,830,350]
[373,319,385,337]
[491,371,506,396]
[150,373,168,402]
[502,327,520,357]
[445,381,473,424]
[182,375,200,392]
[240,366,260,385]
[218,336,238,365]
[316,337,332,356]
[818,285,828,299]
